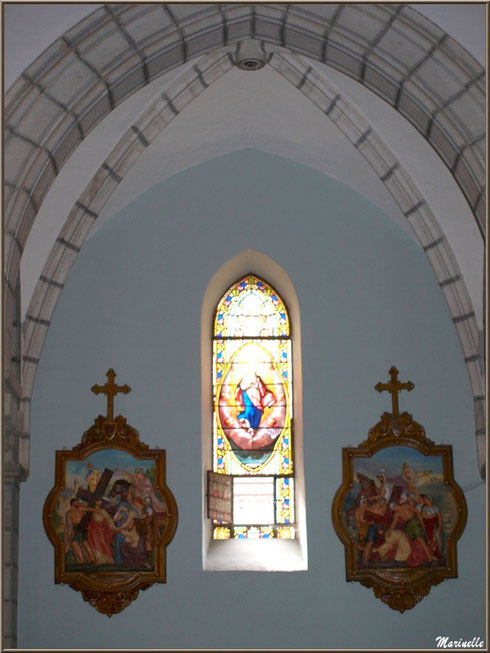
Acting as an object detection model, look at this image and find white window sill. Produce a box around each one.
[203,537,307,571]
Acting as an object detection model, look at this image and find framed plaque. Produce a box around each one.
[332,367,467,612]
[43,370,178,616]
[207,471,233,522]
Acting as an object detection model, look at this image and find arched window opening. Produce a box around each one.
[209,274,295,540]
[202,251,307,571]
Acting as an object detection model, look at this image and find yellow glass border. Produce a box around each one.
[213,341,292,474]
[213,274,291,338]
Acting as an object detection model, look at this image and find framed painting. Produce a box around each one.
[332,367,467,612]
[43,370,178,616]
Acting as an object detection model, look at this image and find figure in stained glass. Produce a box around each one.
[218,342,288,459]
[236,372,276,432]
[210,274,296,539]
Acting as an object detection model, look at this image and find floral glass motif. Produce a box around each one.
[212,275,294,539]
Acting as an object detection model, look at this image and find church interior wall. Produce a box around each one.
[17,149,485,649]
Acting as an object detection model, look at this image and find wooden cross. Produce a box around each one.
[76,467,115,529]
[91,369,131,420]
[375,366,414,417]
[76,468,114,506]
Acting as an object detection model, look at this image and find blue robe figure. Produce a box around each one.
[236,374,276,431]
[113,501,139,564]
[237,387,263,429]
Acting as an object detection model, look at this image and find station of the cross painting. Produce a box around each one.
[334,367,464,578]
[55,370,169,572]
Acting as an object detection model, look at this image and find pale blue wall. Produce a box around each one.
[18,149,484,649]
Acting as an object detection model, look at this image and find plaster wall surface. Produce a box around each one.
[18,150,484,649]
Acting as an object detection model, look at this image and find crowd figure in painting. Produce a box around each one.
[349,462,443,567]
[64,467,167,569]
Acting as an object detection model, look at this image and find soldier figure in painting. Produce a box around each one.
[64,499,96,564]
[332,368,467,611]
[44,369,178,615]
[349,455,444,568]
[352,472,392,564]
[62,468,165,571]
[114,467,168,522]
[383,493,438,563]
[417,494,443,559]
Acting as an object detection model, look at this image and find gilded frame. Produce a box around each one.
[43,373,178,616]
[332,380,467,612]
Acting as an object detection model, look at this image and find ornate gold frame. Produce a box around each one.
[43,370,178,616]
[331,367,467,612]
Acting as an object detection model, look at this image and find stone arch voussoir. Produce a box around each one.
[5,3,485,307]
[21,47,484,475]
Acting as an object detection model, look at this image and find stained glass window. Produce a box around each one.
[211,275,295,540]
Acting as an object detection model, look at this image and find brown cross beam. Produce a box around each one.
[91,369,131,420]
[76,468,115,529]
[76,468,114,506]
[375,366,414,417]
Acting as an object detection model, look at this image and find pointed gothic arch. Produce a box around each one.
[6,6,484,480]
[201,250,307,570]
[15,50,484,477]
[5,6,484,369]
[5,5,484,284]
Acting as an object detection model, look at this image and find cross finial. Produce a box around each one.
[375,366,414,417]
[91,369,131,420]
